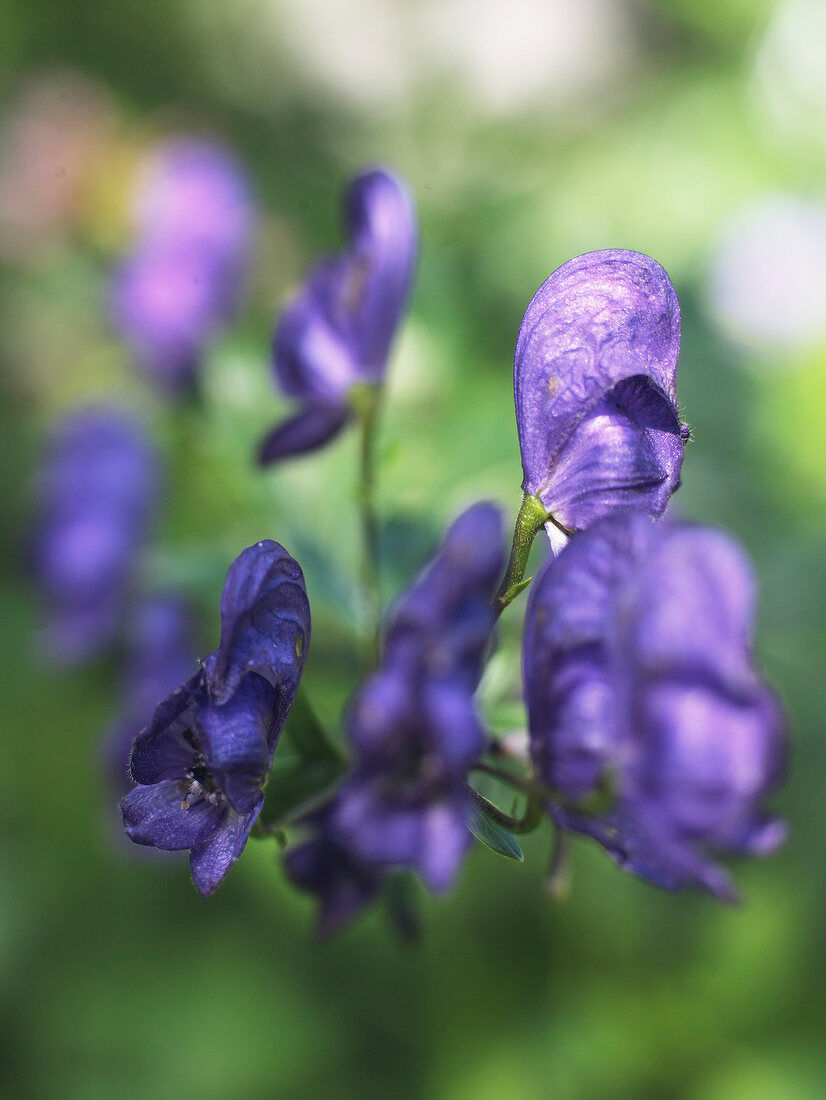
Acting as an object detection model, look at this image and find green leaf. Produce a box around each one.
[500,576,533,605]
[467,802,524,862]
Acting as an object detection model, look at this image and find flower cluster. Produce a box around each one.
[286,502,503,934]
[36,164,785,930]
[523,512,786,899]
[32,406,158,663]
[111,138,254,392]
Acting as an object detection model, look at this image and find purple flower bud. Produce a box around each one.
[32,407,158,663]
[333,502,503,893]
[523,513,787,900]
[514,250,687,533]
[111,138,254,393]
[260,167,417,464]
[122,540,310,895]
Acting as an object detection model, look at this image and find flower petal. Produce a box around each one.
[189,798,261,896]
[542,375,684,529]
[197,672,277,814]
[128,673,203,784]
[122,779,222,850]
[203,540,310,709]
[257,404,351,466]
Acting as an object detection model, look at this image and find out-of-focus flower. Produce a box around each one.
[105,595,197,797]
[32,407,158,664]
[289,504,502,929]
[708,196,826,357]
[514,250,687,542]
[284,802,384,938]
[122,541,310,895]
[523,512,787,900]
[111,138,254,393]
[259,167,417,464]
[0,71,114,260]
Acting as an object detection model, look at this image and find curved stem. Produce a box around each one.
[466,783,543,835]
[471,760,615,817]
[493,492,552,618]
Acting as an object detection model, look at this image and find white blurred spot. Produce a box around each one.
[708,196,826,356]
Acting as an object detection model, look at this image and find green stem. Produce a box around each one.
[471,760,615,817]
[351,384,383,665]
[493,492,552,617]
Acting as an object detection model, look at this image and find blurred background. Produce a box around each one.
[2,0,825,1096]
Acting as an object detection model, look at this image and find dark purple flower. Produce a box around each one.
[122,541,310,895]
[259,167,417,464]
[111,137,254,392]
[333,502,503,892]
[105,595,197,798]
[32,407,158,663]
[284,802,384,939]
[514,250,688,538]
[523,512,787,900]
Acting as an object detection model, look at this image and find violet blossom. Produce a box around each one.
[286,503,503,930]
[523,512,787,900]
[111,138,254,393]
[514,250,688,544]
[259,167,417,464]
[32,406,158,663]
[122,540,310,895]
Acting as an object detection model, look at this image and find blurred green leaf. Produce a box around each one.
[467,802,524,862]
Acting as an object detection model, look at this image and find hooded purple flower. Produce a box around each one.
[259,167,417,464]
[122,541,310,895]
[105,595,197,798]
[32,407,158,663]
[523,512,787,900]
[332,502,502,896]
[514,250,688,539]
[111,138,254,393]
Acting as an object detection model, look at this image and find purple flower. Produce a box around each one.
[523,512,787,900]
[334,502,503,893]
[259,167,417,464]
[105,595,197,798]
[111,138,254,393]
[284,802,384,939]
[122,541,310,895]
[514,250,688,537]
[32,407,158,663]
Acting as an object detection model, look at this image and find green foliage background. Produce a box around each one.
[1,2,824,1096]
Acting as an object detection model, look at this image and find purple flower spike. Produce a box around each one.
[514,250,687,533]
[523,513,787,900]
[260,167,417,465]
[123,540,310,895]
[332,502,503,894]
[32,407,158,663]
[111,137,254,393]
